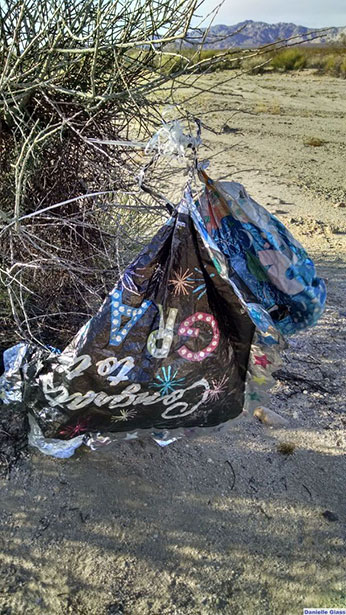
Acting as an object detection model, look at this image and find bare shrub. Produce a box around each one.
[0,0,214,349]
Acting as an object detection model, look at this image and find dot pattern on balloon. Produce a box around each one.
[177,312,220,362]
[146,306,178,358]
[110,290,152,346]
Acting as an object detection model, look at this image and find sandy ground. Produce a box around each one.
[1,71,346,615]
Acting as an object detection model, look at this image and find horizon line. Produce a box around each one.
[196,19,346,29]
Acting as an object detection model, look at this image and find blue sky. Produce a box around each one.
[196,0,346,28]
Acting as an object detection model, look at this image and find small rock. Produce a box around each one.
[107,603,124,615]
[326,224,338,234]
[222,124,240,134]
[253,407,289,427]
[334,202,346,208]
[322,510,338,522]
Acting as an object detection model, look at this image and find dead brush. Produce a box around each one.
[254,100,282,115]
[277,441,296,456]
[0,0,219,349]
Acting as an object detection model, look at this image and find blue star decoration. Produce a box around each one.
[152,366,185,396]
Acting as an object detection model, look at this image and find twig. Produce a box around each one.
[224,459,236,491]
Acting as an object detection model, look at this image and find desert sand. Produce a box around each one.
[1,71,345,615]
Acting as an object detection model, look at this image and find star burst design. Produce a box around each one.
[206,375,228,401]
[111,408,137,422]
[169,268,194,296]
[192,267,215,300]
[152,366,185,396]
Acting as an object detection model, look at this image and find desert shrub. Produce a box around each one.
[305,52,325,70]
[156,48,242,75]
[322,54,340,75]
[156,44,346,79]
[303,137,327,147]
[321,53,346,77]
[0,0,221,349]
[155,53,190,75]
[156,44,346,78]
[271,48,307,71]
[294,45,346,77]
[340,58,346,78]
[242,55,268,74]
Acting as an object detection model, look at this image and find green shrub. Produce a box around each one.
[305,52,325,70]
[271,48,307,71]
[322,54,341,75]
[155,49,241,75]
[242,55,267,74]
[157,44,346,78]
[340,58,346,78]
[301,45,346,77]
[155,54,190,75]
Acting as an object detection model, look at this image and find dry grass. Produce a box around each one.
[254,100,282,115]
[303,137,327,147]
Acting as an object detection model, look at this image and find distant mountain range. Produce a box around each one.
[186,20,346,48]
